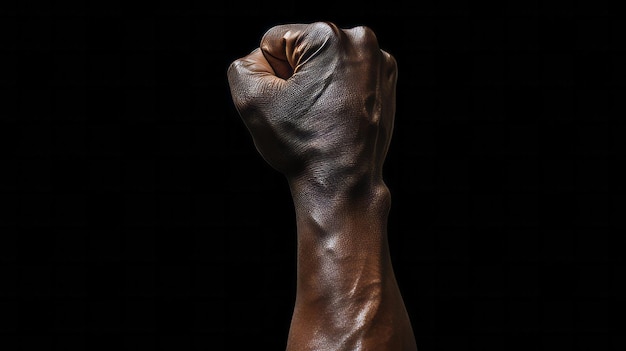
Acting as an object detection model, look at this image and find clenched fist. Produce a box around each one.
[227,22,417,351]
[227,21,397,186]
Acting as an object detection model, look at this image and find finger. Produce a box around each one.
[381,49,398,122]
[376,49,398,162]
[227,48,285,113]
[381,49,398,86]
[260,22,340,80]
[260,24,309,79]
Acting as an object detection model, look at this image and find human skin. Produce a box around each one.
[227,21,417,351]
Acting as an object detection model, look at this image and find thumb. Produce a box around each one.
[227,48,286,114]
[260,22,340,81]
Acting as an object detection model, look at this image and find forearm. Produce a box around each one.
[285,175,417,351]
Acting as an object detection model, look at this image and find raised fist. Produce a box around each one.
[227,21,397,190]
[227,22,417,351]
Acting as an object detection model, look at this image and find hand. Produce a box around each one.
[227,22,398,186]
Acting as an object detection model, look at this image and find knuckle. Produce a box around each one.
[227,59,246,77]
[227,59,240,73]
[356,25,377,41]
[306,21,340,40]
[383,51,397,69]
[348,25,379,47]
[227,62,250,89]
[381,50,397,73]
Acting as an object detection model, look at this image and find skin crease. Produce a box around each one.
[227,22,418,351]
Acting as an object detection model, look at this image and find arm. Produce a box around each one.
[227,21,417,351]
[286,175,415,350]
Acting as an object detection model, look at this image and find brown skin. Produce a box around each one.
[227,22,417,351]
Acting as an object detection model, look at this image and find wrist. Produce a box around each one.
[286,171,394,297]
[287,171,391,225]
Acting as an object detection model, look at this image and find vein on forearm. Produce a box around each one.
[289,178,393,307]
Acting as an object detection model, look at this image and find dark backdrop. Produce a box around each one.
[0,1,622,350]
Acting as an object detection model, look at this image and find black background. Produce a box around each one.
[0,1,623,350]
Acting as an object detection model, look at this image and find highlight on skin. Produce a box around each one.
[228,21,418,351]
